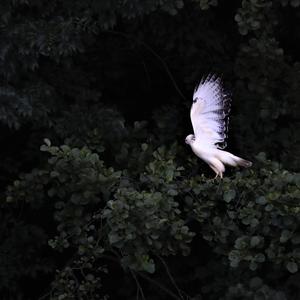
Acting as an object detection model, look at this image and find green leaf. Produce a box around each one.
[166,168,174,182]
[250,236,261,247]
[229,250,241,265]
[254,253,265,263]
[108,233,122,244]
[44,138,51,146]
[256,196,267,205]
[141,143,148,151]
[286,261,298,273]
[249,261,258,271]
[40,144,48,152]
[234,14,242,22]
[168,189,178,196]
[143,260,155,273]
[50,171,60,178]
[280,230,292,243]
[224,189,236,203]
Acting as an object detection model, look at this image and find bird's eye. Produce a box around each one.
[193,98,198,103]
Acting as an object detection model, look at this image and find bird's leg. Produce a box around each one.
[210,158,225,179]
[209,164,219,179]
[209,159,225,180]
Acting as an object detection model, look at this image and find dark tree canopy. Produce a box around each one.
[0,0,300,299]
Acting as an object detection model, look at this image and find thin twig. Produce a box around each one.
[38,291,51,300]
[157,255,186,300]
[137,271,182,300]
[107,249,146,299]
[101,253,181,300]
[139,40,186,101]
[105,30,187,101]
[130,269,146,300]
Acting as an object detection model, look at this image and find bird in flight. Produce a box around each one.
[185,74,252,178]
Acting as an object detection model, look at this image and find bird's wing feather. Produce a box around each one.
[190,74,231,149]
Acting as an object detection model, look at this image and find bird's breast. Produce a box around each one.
[191,143,215,162]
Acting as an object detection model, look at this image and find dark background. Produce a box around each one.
[0,0,300,299]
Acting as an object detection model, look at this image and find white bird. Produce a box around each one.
[185,74,252,178]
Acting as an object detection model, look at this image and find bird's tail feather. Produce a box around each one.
[236,157,252,168]
[217,151,252,168]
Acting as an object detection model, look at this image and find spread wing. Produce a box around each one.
[190,74,231,149]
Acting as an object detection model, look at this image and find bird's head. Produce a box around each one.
[185,134,195,145]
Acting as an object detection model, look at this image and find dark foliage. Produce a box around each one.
[1,0,300,299]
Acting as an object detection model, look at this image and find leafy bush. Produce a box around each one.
[4,135,300,299]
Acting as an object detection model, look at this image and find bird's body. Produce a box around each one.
[185,74,252,178]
